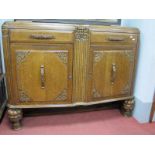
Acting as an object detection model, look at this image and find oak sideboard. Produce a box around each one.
[2,21,139,130]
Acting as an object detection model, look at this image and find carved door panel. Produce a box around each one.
[11,44,73,104]
[15,50,45,102]
[87,47,135,101]
[44,50,72,103]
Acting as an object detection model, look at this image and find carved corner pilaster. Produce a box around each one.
[8,108,23,130]
[2,23,10,37]
[121,98,135,117]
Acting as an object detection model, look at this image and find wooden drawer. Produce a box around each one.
[10,29,73,43]
[91,32,137,44]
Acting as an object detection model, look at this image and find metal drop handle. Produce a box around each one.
[108,36,125,41]
[30,34,56,40]
[40,65,45,88]
[111,63,117,84]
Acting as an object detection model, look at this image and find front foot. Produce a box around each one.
[121,98,135,117]
[8,108,23,130]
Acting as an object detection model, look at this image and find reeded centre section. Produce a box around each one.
[73,27,90,102]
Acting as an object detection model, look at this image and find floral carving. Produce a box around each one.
[92,88,101,98]
[75,27,89,41]
[93,51,105,63]
[121,84,130,95]
[56,89,67,101]
[8,108,23,130]
[16,51,31,65]
[55,52,68,64]
[18,89,32,102]
[125,50,134,62]
[122,99,135,117]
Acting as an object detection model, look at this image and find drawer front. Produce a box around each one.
[10,29,73,43]
[91,32,137,44]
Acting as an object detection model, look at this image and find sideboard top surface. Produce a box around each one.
[2,21,140,34]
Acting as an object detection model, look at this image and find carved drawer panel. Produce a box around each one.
[91,32,137,45]
[10,29,73,43]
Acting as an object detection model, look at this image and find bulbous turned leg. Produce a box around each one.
[121,98,135,117]
[8,108,23,130]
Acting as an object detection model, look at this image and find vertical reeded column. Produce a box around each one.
[73,26,90,102]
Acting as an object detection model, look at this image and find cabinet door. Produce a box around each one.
[87,47,135,101]
[11,44,73,104]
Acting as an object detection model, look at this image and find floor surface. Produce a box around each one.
[0,109,155,135]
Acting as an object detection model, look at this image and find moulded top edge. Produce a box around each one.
[2,21,140,34]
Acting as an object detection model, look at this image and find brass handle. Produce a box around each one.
[30,34,56,40]
[40,65,45,88]
[107,36,125,41]
[111,63,117,84]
